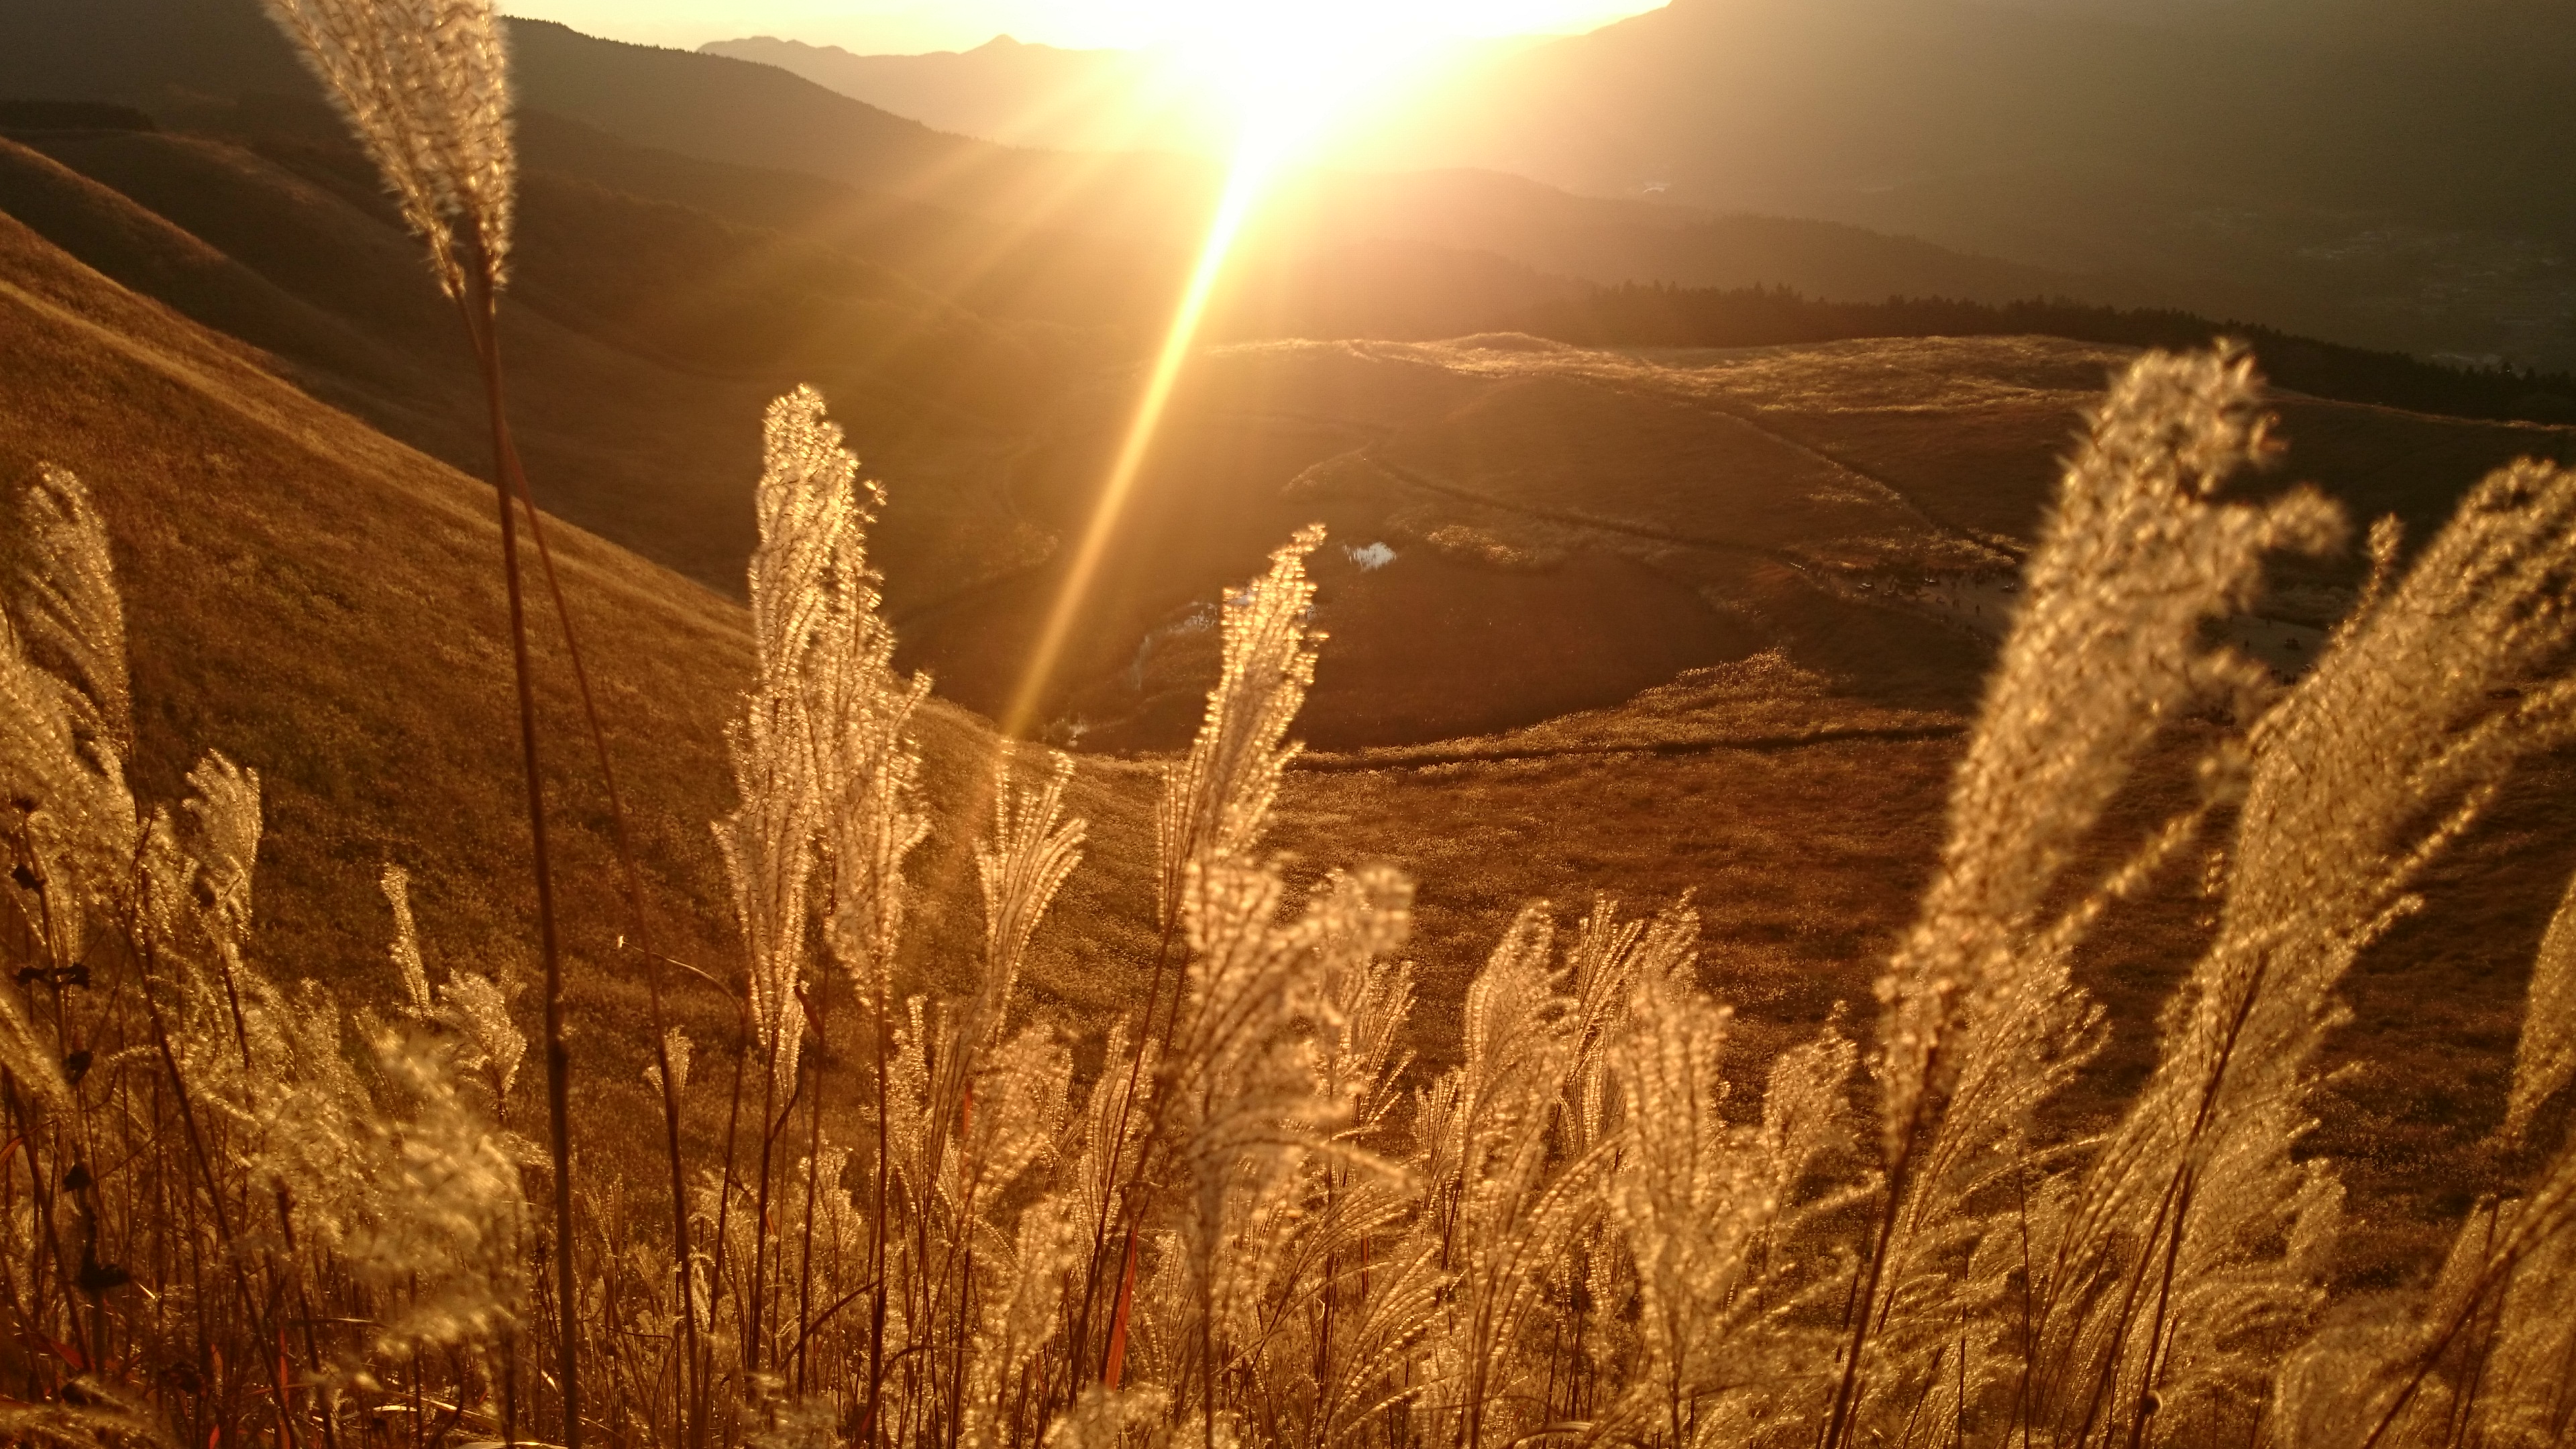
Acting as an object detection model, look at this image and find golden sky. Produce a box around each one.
[498,0,1664,56]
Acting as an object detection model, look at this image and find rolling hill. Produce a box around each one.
[1317,0,2576,367]
[879,329,2571,753]
[704,0,2576,370]
[0,194,1175,1159]
[0,120,1081,597]
[0,93,2092,621]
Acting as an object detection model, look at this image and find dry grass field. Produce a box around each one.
[13,180,2576,1302]
[15,94,2576,1442]
[0,207,1161,1157]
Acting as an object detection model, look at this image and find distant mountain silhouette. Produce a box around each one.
[0,0,2139,322]
[1324,0,2576,366]
[700,34,1230,156]
[0,0,1206,240]
[688,0,2576,366]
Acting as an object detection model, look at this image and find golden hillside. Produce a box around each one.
[9,175,2574,1283]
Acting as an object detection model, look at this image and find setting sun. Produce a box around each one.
[1160,3,1456,157]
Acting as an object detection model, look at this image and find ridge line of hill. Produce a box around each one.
[1359,443,2009,574]
[1294,720,1974,773]
[1483,360,2031,561]
[1358,451,1808,563]
[0,261,339,462]
[1512,285,2576,425]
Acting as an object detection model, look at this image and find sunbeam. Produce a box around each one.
[994,3,1417,737]
[996,136,1285,738]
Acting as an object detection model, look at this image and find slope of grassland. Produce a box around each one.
[0,209,1166,1170]
[0,126,1070,602]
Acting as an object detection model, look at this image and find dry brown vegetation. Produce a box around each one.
[10,7,2576,1444]
[15,282,2576,1446]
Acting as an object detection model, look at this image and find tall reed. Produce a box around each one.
[255,3,706,1443]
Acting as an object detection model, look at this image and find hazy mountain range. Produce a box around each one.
[710,0,2576,368]
[9,0,2573,372]
[697,34,1236,156]
[1,0,2118,316]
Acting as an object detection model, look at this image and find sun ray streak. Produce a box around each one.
[998,143,1284,739]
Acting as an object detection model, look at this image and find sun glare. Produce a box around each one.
[1001,7,1443,737]
[1168,4,1448,163]
[999,4,1479,739]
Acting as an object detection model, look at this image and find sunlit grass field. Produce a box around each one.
[9,5,2576,1439]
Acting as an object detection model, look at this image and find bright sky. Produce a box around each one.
[498,0,1662,57]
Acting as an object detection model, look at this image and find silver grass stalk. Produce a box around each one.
[1,467,140,985]
[1193,869,1417,1446]
[260,11,603,1436]
[1163,856,1346,1416]
[972,750,1088,1049]
[1065,1017,1157,1256]
[1827,345,2341,1449]
[259,0,513,300]
[941,1026,1078,1417]
[15,465,129,752]
[2506,868,2576,1142]
[965,1187,1087,1445]
[720,386,896,1118]
[1154,525,1326,934]
[1603,932,1860,1446]
[1876,342,2340,1170]
[645,1026,694,1099]
[441,967,529,1123]
[1308,869,1417,1146]
[385,863,529,1122]
[2037,456,2576,1448]
[911,747,1087,1377]
[385,864,435,1018]
[0,466,142,1121]
[180,753,262,936]
[1409,906,1611,1449]
[959,1026,1077,1212]
[736,386,930,1421]
[728,384,932,1061]
[1065,527,1325,1415]
[715,388,881,1401]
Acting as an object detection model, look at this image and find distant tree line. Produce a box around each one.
[1517,282,2576,426]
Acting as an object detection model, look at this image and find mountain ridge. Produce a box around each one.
[699,32,1228,156]
[1,0,2137,327]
